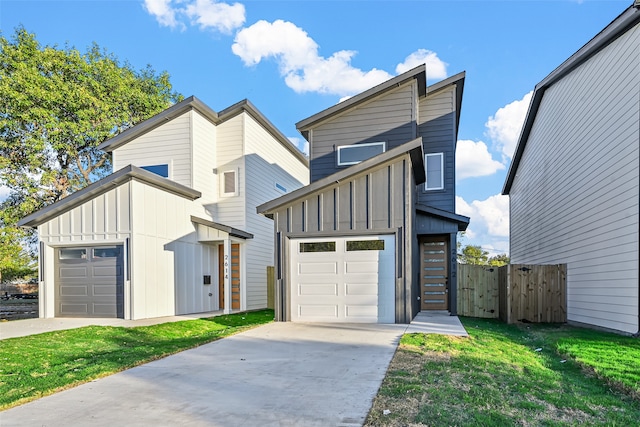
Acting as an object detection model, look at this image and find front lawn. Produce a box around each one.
[366,318,640,426]
[0,309,274,410]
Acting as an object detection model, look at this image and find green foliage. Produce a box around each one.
[488,253,510,266]
[0,309,274,409]
[0,27,182,266]
[367,319,640,426]
[458,244,510,266]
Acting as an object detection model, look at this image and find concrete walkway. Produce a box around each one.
[0,312,467,427]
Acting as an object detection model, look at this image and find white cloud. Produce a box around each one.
[485,91,533,161]
[232,20,392,97]
[144,0,245,33]
[185,0,245,33]
[456,139,505,180]
[0,184,10,202]
[456,194,510,255]
[395,49,448,81]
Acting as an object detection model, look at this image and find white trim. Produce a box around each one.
[425,152,444,191]
[220,169,239,197]
[337,141,386,166]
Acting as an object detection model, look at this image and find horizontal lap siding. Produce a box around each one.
[509,24,640,334]
[309,82,416,182]
[215,115,246,228]
[191,112,218,214]
[417,87,456,211]
[113,112,193,188]
[244,114,308,310]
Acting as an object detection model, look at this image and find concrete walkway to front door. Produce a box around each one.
[0,313,468,427]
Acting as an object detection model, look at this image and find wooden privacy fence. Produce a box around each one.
[267,266,275,309]
[457,264,566,324]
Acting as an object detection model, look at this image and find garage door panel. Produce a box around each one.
[298,262,337,274]
[298,283,338,296]
[299,305,338,318]
[55,245,124,318]
[290,235,395,323]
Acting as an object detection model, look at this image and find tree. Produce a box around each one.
[0,27,183,275]
[458,245,489,265]
[488,253,510,267]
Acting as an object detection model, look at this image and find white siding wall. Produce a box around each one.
[509,24,640,334]
[243,114,309,310]
[130,180,218,319]
[37,183,133,318]
[191,112,218,217]
[215,114,246,228]
[112,111,193,188]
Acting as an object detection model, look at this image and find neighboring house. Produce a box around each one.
[258,65,469,323]
[18,97,309,320]
[503,2,640,335]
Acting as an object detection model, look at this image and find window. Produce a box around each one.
[221,170,238,196]
[337,142,386,166]
[59,248,87,259]
[275,182,287,193]
[425,153,444,191]
[93,247,120,259]
[300,241,336,253]
[346,240,385,251]
[141,164,169,178]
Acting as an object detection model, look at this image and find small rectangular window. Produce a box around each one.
[59,248,87,260]
[425,153,444,191]
[93,247,120,259]
[337,142,386,166]
[275,182,287,193]
[141,164,169,178]
[346,240,385,251]
[300,241,336,252]
[222,170,238,196]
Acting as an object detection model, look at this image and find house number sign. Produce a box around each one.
[224,254,229,279]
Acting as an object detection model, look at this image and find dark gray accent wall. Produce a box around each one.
[270,155,416,323]
[309,83,417,182]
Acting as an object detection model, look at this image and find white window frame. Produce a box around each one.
[337,141,386,166]
[221,169,239,197]
[425,153,444,191]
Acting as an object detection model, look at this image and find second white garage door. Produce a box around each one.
[290,235,395,323]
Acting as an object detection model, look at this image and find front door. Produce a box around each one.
[218,243,241,310]
[420,236,448,310]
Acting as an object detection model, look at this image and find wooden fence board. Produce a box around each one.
[458,264,566,324]
[267,266,275,310]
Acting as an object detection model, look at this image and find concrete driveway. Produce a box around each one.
[1,321,408,427]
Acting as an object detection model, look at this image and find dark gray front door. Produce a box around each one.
[54,246,124,318]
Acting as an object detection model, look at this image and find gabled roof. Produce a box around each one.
[295,65,466,142]
[503,2,640,195]
[97,96,308,166]
[416,204,470,231]
[257,137,425,217]
[17,165,201,228]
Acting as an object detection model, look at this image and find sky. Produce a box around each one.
[0,0,633,255]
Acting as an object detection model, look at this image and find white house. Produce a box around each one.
[503,2,640,335]
[18,96,309,320]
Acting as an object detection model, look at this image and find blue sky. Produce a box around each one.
[0,0,632,255]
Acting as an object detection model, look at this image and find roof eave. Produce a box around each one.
[503,4,640,195]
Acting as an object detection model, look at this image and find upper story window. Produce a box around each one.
[337,141,386,166]
[141,164,169,178]
[425,153,444,191]
[275,182,287,193]
[221,169,238,196]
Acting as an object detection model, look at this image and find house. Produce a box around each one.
[257,65,469,323]
[503,2,640,335]
[18,97,309,320]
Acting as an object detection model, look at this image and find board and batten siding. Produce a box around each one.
[309,81,417,182]
[243,114,309,310]
[271,156,415,323]
[417,86,457,212]
[129,180,218,319]
[509,24,640,334]
[37,183,133,318]
[112,111,193,188]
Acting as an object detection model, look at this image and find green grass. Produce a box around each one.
[0,309,274,410]
[366,318,640,427]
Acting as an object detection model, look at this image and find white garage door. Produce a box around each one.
[290,235,395,323]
